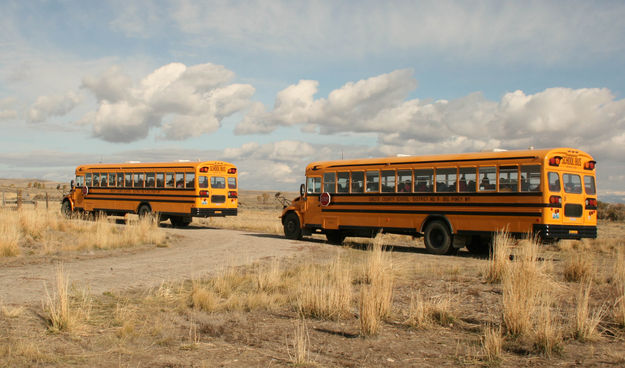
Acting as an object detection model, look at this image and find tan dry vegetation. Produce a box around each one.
[3,205,625,366]
[0,206,167,260]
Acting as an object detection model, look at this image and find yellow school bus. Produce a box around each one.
[61,161,238,227]
[281,148,597,254]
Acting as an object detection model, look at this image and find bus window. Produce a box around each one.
[228,177,237,189]
[76,175,84,187]
[146,173,155,188]
[116,173,123,187]
[436,168,457,193]
[166,173,174,187]
[156,173,164,188]
[307,177,321,194]
[366,171,380,192]
[337,172,349,193]
[499,166,518,192]
[351,172,364,193]
[479,167,496,191]
[397,170,412,192]
[186,173,195,189]
[521,165,541,192]
[92,173,100,187]
[548,172,560,192]
[124,173,132,187]
[175,173,184,188]
[414,169,433,192]
[198,176,208,188]
[584,176,596,195]
[108,173,115,187]
[211,176,225,189]
[563,173,582,194]
[85,173,92,186]
[101,173,108,186]
[381,170,395,193]
[324,172,336,193]
[134,173,145,188]
[459,167,476,192]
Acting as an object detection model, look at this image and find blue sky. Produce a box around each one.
[1,0,624,199]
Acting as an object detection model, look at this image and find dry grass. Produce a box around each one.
[481,325,503,363]
[405,291,429,329]
[43,266,75,332]
[533,295,562,357]
[485,230,512,283]
[563,251,594,282]
[288,318,311,365]
[197,208,282,234]
[573,279,604,341]
[298,255,353,320]
[0,211,21,256]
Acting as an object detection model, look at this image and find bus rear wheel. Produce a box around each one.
[283,213,302,240]
[423,220,456,255]
[138,204,152,218]
[170,215,191,228]
[325,230,345,245]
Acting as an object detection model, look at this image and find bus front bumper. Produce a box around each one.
[533,224,597,240]
[192,208,237,217]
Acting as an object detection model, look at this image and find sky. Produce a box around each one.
[0,0,624,200]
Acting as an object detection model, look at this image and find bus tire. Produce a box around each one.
[170,215,191,228]
[423,220,456,255]
[325,230,345,245]
[138,204,152,218]
[283,213,302,240]
[61,200,72,218]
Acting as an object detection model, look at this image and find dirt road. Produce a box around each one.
[0,227,318,306]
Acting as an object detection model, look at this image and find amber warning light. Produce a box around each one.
[584,161,596,170]
[228,168,237,174]
[549,156,562,166]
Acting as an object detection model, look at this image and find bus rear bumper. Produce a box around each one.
[533,224,597,240]
[191,208,237,217]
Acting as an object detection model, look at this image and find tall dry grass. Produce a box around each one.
[298,256,352,320]
[563,252,594,282]
[533,295,562,357]
[485,230,512,283]
[573,279,604,341]
[612,250,625,328]
[481,325,503,363]
[0,211,21,256]
[288,318,311,365]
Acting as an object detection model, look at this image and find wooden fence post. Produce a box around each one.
[46,192,49,210]
[1,190,4,207]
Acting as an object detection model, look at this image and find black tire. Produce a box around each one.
[325,230,345,245]
[61,200,72,218]
[423,220,455,255]
[283,213,302,240]
[170,215,192,228]
[466,236,491,255]
[137,204,152,218]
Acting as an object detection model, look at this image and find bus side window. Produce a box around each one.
[307,177,321,194]
[116,173,123,187]
[499,166,518,192]
[92,173,100,187]
[146,173,155,188]
[459,167,476,192]
[125,173,132,187]
[548,172,560,192]
[156,173,164,188]
[186,173,195,188]
[108,173,116,187]
[166,173,174,187]
[228,177,237,189]
[337,172,349,193]
[381,170,395,193]
[521,165,541,192]
[366,171,380,192]
[479,167,496,191]
[134,173,145,188]
[436,168,457,193]
[397,170,412,193]
[85,173,92,186]
[323,172,336,193]
[175,173,184,188]
[414,169,433,192]
[76,175,84,187]
[101,173,108,187]
[351,172,364,193]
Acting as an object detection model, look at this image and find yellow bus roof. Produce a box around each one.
[75,160,235,172]
[305,147,594,172]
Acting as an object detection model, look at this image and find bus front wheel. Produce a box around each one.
[61,200,72,218]
[423,220,456,255]
[138,204,152,218]
[283,213,302,240]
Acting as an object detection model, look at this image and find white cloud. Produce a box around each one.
[27,91,82,123]
[0,97,18,120]
[82,62,255,142]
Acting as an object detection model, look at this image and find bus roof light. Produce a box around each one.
[200,167,208,172]
[228,168,237,174]
[549,156,562,166]
[584,161,596,170]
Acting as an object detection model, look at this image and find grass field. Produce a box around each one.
[2,189,625,366]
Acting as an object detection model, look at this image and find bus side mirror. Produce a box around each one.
[300,183,305,197]
[70,180,75,189]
